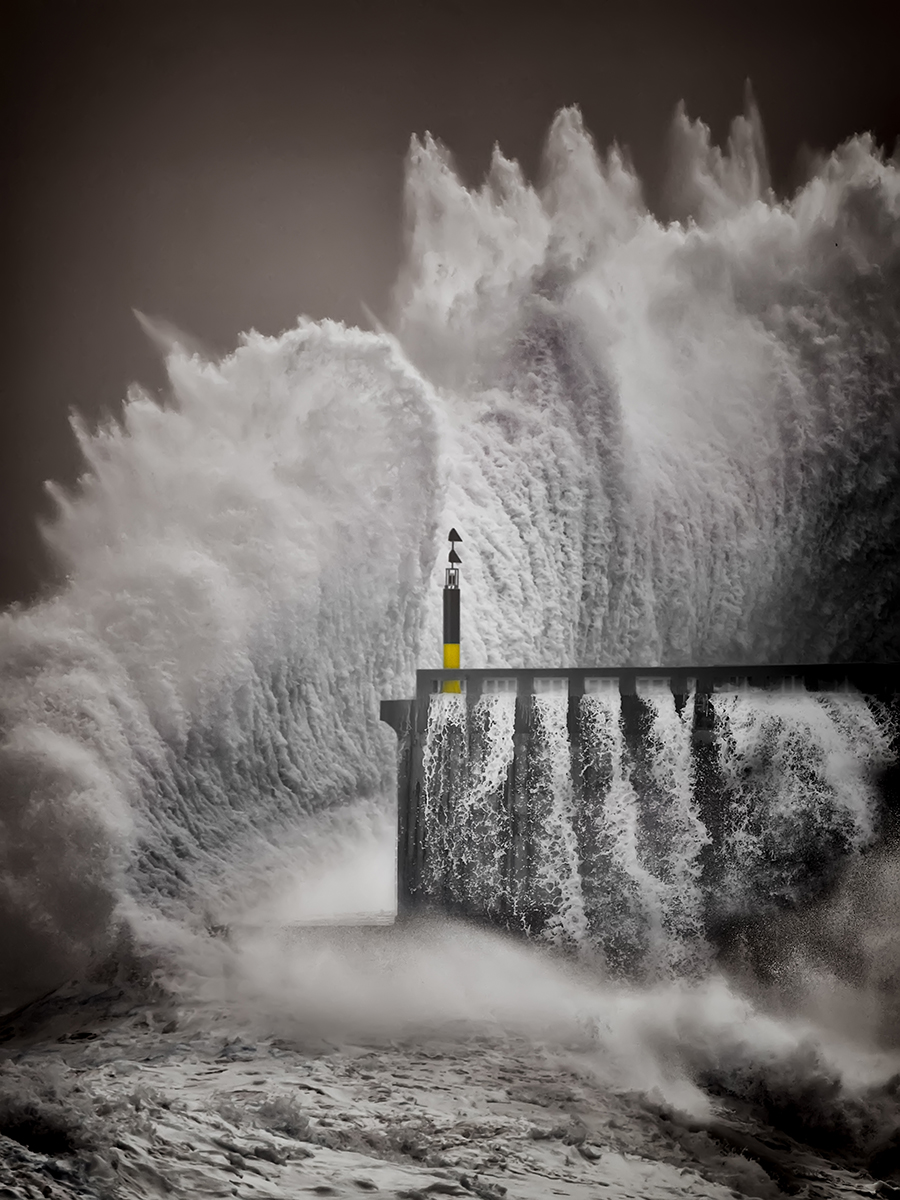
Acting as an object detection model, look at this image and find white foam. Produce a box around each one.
[1,100,898,1007]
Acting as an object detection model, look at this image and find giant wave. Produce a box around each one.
[1,96,899,1011]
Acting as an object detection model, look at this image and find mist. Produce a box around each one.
[1,93,899,1200]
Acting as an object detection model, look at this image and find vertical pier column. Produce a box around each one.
[508,672,534,921]
[380,699,416,918]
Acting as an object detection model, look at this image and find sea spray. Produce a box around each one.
[415,683,887,974]
[1,98,899,1007]
[404,106,900,668]
[579,690,656,972]
[526,694,588,947]
[0,321,440,1008]
[632,685,708,975]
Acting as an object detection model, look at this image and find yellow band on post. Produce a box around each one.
[442,643,461,692]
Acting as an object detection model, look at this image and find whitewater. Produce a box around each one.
[4,98,899,999]
[1,95,900,1200]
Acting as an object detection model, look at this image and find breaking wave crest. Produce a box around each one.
[0,324,439,1006]
[1,98,899,1013]
[401,102,900,667]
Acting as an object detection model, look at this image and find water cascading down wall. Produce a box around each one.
[382,664,898,977]
[3,97,900,1012]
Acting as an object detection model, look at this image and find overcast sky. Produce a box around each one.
[2,0,899,606]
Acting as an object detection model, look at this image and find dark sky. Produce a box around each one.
[2,0,899,607]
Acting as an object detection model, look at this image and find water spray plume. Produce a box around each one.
[133,309,214,362]
[0,102,897,1069]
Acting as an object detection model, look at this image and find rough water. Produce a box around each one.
[1,98,900,1012]
[419,684,892,976]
